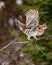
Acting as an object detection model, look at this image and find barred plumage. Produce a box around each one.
[15,9,47,40]
[26,9,39,29]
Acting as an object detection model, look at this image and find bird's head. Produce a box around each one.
[42,23,47,30]
[37,23,47,33]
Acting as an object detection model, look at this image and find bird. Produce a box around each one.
[15,9,47,40]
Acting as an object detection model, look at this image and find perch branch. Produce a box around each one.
[38,35,52,40]
[0,35,52,52]
[0,38,29,52]
[0,37,18,52]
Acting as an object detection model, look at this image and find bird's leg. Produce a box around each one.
[34,36,38,41]
[27,36,31,40]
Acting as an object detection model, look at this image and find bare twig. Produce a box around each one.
[34,40,48,56]
[0,39,29,52]
[0,35,52,52]
[0,37,18,52]
[38,35,52,40]
[14,41,29,44]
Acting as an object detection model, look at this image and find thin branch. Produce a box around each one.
[34,40,48,56]
[14,41,29,44]
[0,39,29,52]
[0,37,18,52]
[0,35,52,52]
[38,35,52,40]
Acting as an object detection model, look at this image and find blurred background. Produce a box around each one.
[0,0,52,65]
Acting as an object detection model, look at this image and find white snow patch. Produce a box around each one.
[16,0,23,5]
[0,1,5,8]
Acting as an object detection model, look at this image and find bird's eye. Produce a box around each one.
[38,27,41,29]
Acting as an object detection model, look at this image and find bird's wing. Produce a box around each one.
[15,19,26,31]
[26,9,39,28]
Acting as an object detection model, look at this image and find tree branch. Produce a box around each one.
[0,35,52,52]
[38,35,52,40]
[0,37,18,52]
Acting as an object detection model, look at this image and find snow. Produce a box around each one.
[16,0,23,5]
[0,1,5,8]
